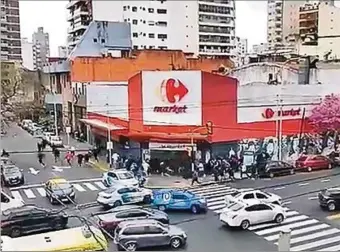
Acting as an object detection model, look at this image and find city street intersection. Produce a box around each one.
[3,125,340,251]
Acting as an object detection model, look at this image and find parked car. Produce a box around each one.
[152,189,207,214]
[43,132,55,143]
[296,155,333,172]
[95,207,169,233]
[102,170,139,187]
[114,219,187,251]
[1,205,68,237]
[1,165,24,186]
[97,185,153,209]
[225,189,282,206]
[44,178,76,204]
[49,136,63,147]
[219,199,286,230]
[318,187,340,211]
[21,119,32,130]
[259,161,295,178]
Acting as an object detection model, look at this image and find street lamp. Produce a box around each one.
[105,96,113,168]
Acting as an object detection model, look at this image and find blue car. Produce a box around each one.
[151,189,207,214]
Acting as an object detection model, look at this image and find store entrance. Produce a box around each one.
[149,150,191,176]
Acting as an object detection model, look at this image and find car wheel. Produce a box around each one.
[170,237,183,249]
[49,196,55,205]
[143,195,152,204]
[158,205,166,211]
[307,167,312,172]
[269,173,275,178]
[124,242,137,251]
[191,204,199,214]
[274,214,284,223]
[113,200,122,208]
[290,169,295,175]
[328,164,333,169]
[327,202,336,211]
[240,220,250,230]
[10,227,21,237]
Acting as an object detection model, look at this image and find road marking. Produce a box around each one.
[249,215,310,231]
[189,185,231,194]
[274,186,286,191]
[308,196,318,200]
[208,203,226,210]
[73,184,86,192]
[254,216,312,235]
[290,236,340,251]
[285,211,299,217]
[327,213,340,220]
[83,183,98,191]
[94,181,106,190]
[36,188,46,197]
[282,201,291,206]
[319,244,340,251]
[298,183,309,186]
[264,223,330,241]
[11,191,23,201]
[23,189,36,199]
[321,179,330,182]
[287,228,340,245]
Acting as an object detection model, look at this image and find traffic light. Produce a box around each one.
[206,121,213,135]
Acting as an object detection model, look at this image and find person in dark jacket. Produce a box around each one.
[53,148,60,163]
[37,142,42,152]
[37,152,45,167]
[84,152,90,163]
[1,149,9,157]
[191,169,200,186]
[92,147,99,162]
[77,153,84,166]
[41,139,48,150]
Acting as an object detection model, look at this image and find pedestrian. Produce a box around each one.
[65,151,72,166]
[70,146,75,156]
[37,142,42,152]
[1,149,9,157]
[42,139,48,150]
[142,159,150,176]
[191,169,200,186]
[84,152,90,163]
[77,153,84,166]
[92,147,99,162]
[53,148,60,163]
[37,152,45,167]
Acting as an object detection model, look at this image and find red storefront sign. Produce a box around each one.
[154,78,189,113]
[262,108,301,119]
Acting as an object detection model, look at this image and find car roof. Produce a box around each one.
[48,178,68,184]
[118,219,159,228]
[236,199,264,206]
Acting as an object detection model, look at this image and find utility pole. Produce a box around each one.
[53,94,58,137]
[106,97,113,168]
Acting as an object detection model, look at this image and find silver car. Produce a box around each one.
[114,219,187,251]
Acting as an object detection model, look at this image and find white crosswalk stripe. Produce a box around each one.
[36,188,46,197]
[187,184,340,251]
[11,190,23,201]
[83,183,98,191]
[23,189,36,199]
[73,184,86,192]
[94,181,106,189]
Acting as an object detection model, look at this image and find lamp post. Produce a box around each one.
[106,97,113,168]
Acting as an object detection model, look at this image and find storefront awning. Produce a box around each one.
[127,132,210,143]
[79,119,125,131]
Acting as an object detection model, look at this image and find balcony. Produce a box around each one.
[66,0,82,9]
[198,1,233,7]
[199,48,232,56]
[199,41,232,46]
[198,19,234,27]
[67,8,89,21]
[199,5,233,16]
[67,23,88,34]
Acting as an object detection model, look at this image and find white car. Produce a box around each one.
[43,132,55,142]
[102,170,139,187]
[219,199,286,230]
[225,189,282,206]
[96,185,153,209]
[49,136,63,147]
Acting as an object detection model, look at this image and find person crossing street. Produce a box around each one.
[53,147,60,163]
[37,152,46,167]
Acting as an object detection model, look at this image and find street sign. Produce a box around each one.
[66,126,71,134]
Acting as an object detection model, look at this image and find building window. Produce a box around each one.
[148,8,154,13]
[148,21,155,26]
[133,45,138,49]
[157,9,167,14]
[133,33,138,38]
[157,21,167,27]
[132,6,137,12]
[93,38,97,43]
[132,19,138,25]
[149,33,155,38]
[123,6,127,11]
[158,34,167,39]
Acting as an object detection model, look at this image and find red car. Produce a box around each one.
[296,155,333,172]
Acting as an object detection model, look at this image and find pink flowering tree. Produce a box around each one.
[309,94,340,149]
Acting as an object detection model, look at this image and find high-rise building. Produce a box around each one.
[32,27,50,69]
[267,0,305,50]
[21,38,34,70]
[233,37,247,66]
[66,0,236,58]
[58,46,68,58]
[0,0,21,61]
[252,43,269,54]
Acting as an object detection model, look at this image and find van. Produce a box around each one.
[1,191,24,212]
[1,226,108,251]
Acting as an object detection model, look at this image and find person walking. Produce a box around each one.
[37,152,46,167]
[191,169,200,186]
[65,151,73,166]
[37,142,42,152]
[84,152,90,163]
[77,153,84,167]
[53,148,60,163]
[92,147,99,162]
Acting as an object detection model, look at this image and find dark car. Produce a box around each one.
[318,187,340,211]
[259,161,295,178]
[1,165,24,186]
[296,155,333,172]
[1,205,68,237]
[95,207,169,233]
[44,178,76,204]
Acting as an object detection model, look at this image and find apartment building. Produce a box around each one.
[267,0,305,50]
[252,43,269,54]
[0,0,21,61]
[32,27,50,69]
[233,37,247,66]
[298,1,340,60]
[66,0,236,58]
[21,38,34,70]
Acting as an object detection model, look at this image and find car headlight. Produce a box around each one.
[52,194,57,198]
[182,232,187,238]
[199,199,206,204]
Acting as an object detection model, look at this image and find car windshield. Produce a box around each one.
[51,182,71,191]
[227,202,244,211]
[231,192,241,198]
[3,166,19,175]
[117,172,133,180]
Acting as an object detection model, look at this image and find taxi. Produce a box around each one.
[44,178,76,204]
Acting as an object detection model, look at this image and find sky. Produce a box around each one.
[19,1,268,56]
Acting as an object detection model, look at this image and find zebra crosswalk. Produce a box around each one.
[10,181,107,201]
[188,184,340,251]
